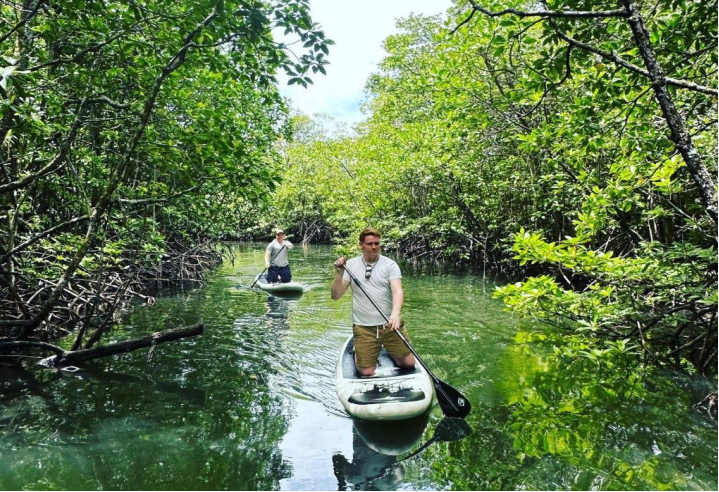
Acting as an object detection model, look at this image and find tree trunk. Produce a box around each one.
[623,0,718,224]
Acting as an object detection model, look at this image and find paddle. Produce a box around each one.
[398,417,471,461]
[250,243,286,288]
[341,265,472,419]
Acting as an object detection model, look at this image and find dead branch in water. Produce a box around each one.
[0,323,203,367]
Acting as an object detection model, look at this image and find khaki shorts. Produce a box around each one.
[352,321,411,369]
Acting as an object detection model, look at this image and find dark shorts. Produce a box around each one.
[267,265,292,283]
[353,321,410,369]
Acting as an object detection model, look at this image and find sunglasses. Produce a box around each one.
[365,264,374,279]
[363,241,380,246]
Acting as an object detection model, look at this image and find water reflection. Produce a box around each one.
[4,243,714,490]
[399,417,471,460]
[332,413,431,490]
[1,365,59,399]
[265,295,298,331]
[78,367,207,408]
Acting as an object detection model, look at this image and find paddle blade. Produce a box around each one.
[433,379,472,419]
[435,417,472,442]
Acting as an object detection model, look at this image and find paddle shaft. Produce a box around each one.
[250,243,286,288]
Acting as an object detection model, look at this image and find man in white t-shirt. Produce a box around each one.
[331,227,415,376]
[265,229,293,283]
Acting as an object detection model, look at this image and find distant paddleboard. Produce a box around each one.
[254,274,305,295]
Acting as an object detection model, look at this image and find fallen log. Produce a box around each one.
[1,324,203,368]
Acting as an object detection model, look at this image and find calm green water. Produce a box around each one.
[1,244,716,490]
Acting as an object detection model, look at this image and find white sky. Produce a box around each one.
[278,0,452,126]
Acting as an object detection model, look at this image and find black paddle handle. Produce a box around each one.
[250,243,286,288]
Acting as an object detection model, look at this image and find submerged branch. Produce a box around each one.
[0,323,205,367]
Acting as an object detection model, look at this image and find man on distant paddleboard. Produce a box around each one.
[331,227,415,376]
[265,229,293,283]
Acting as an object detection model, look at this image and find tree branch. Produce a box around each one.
[115,184,201,205]
[0,98,88,193]
[545,16,718,96]
[621,0,717,222]
[466,1,629,19]
[466,1,718,96]
[29,31,127,72]
[0,215,90,262]
[1,324,204,367]
[0,0,45,45]
[0,340,66,356]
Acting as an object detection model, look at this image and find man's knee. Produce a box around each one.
[394,353,415,369]
[354,354,376,376]
[357,365,376,377]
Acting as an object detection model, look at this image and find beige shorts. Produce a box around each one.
[352,321,411,369]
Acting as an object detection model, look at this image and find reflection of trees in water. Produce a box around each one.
[412,406,520,491]
[1,259,305,490]
[2,312,292,490]
[0,365,63,416]
[332,413,471,491]
[410,357,718,491]
[1,361,292,490]
[501,346,718,490]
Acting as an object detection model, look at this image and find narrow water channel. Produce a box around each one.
[1,243,716,490]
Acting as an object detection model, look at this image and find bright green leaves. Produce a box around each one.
[265,2,716,375]
[650,155,685,194]
[0,0,335,304]
[272,0,333,85]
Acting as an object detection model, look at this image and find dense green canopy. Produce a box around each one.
[268,0,717,373]
[0,0,331,341]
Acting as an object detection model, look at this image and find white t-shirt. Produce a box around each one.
[342,255,402,326]
[266,240,293,267]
